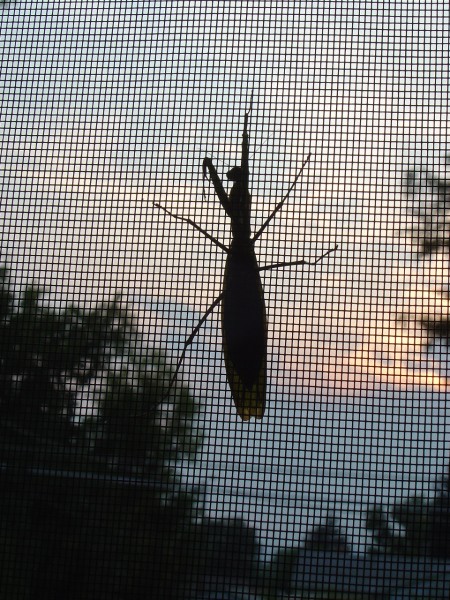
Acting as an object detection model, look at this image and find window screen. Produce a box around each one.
[1,2,449,598]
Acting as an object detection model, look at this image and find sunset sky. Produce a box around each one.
[1,1,449,404]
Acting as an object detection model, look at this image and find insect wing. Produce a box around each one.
[222,339,266,420]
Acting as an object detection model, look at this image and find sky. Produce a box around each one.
[1,0,450,478]
[2,0,450,553]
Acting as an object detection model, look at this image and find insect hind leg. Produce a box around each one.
[153,202,228,253]
[162,294,223,396]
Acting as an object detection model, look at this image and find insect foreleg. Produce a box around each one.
[258,245,338,271]
[252,153,312,243]
[202,158,233,217]
[153,202,228,253]
[163,294,224,395]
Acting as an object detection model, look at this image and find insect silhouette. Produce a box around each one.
[154,97,336,420]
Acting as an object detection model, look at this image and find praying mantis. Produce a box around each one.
[154,96,336,420]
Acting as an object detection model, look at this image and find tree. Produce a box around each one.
[404,160,450,344]
[365,161,450,561]
[302,515,351,554]
[0,267,202,465]
[0,265,204,598]
[267,546,300,596]
[405,159,450,256]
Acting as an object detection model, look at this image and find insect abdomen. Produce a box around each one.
[221,246,267,420]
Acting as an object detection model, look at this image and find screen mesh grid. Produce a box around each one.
[1,1,449,598]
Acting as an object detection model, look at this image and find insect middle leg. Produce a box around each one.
[259,245,338,271]
[153,202,228,253]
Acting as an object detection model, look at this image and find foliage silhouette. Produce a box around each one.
[404,162,450,345]
[0,265,205,598]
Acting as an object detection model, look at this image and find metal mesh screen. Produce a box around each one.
[1,2,449,598]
